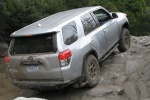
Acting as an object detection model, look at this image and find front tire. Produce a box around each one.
[84,55,100,88]
[118,28,131,52]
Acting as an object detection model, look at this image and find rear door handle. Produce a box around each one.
[103,29,108,33]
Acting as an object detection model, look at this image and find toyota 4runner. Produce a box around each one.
[4,6,130,90]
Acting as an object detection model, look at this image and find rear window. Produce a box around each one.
[11,33,57,55]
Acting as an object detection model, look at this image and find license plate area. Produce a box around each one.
[27,65,38,72]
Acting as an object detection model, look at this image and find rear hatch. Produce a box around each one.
[9,33,63,80]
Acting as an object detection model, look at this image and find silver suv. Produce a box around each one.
[5,6,130,90]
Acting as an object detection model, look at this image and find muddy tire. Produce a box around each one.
[118,28,131,52]
[84,55,100,88]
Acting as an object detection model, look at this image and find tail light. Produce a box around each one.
[4,56,9,63]
[58,49,72,67]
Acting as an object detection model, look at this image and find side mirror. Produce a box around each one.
[112,13,118,18]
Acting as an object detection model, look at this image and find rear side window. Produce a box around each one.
[81,13,97,35]
[12,33,57,54]
[62,21,78,45]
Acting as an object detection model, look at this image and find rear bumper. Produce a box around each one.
[13,80,71,90]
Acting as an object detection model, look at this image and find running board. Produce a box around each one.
[100,44,119,62]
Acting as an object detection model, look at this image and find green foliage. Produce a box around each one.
[87,0,118,11]
[139,7,150,35]
[112,0,148,35]
[146,0,150,6]
[0,0,150,42]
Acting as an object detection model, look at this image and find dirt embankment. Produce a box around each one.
[0,58,35,100]
[0,36,150,100]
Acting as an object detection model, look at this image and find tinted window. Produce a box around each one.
[81,13,97,35]
[62,21,78,45]
[12,33,57,54]
[93,9,111,24]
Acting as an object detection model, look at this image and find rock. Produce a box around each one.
[130,72,139,80]
[91,95,124,100]
[99,77,108,84]
[1,35,150,100]
[112,54,126,64]
[91,98,116,100]
[141,76,149,81]
[126,60,146,75]
[0,72,8,79]
[87,85,113,97]
[110,64,126,72]
[0,81,5,88]
[141,98,150,100]
[14,97,47,100]
[79,95,91,100]
[108,85,124,95]
[143,41,150,47]
[115,75,128,86]
[87,85,123,97]
[102,58,112,64]
[146,81,150,87]
[0,58,6,72]
[124,82,138,100]
[140,62,150,81]
[143,62,150,78]
[106,71,128,86]
[91,97,106,100]
[136,80,149,99]
[0,43,8,57]
[109,71,121,79]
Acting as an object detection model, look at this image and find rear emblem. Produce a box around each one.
[27,56,33,61]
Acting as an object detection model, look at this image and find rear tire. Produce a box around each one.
[118,28,130,52]
[83,55,100,88]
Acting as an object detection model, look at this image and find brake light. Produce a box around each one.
[58,49,72,60]
[58,49,72,67]
[4,56,9,63]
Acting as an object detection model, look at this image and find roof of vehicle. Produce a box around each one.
[11,6,102,37]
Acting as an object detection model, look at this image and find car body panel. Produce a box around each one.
[9,54,62,80]
[102,19,120,49]
[7,6,129,89]
[60,18,93,80]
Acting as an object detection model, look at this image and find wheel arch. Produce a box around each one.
[122,22,130,30]
[81,49,98,73]
[83,49,98,61]
[73,49,99,88]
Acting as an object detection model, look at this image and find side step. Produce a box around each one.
[100,44,119,62]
